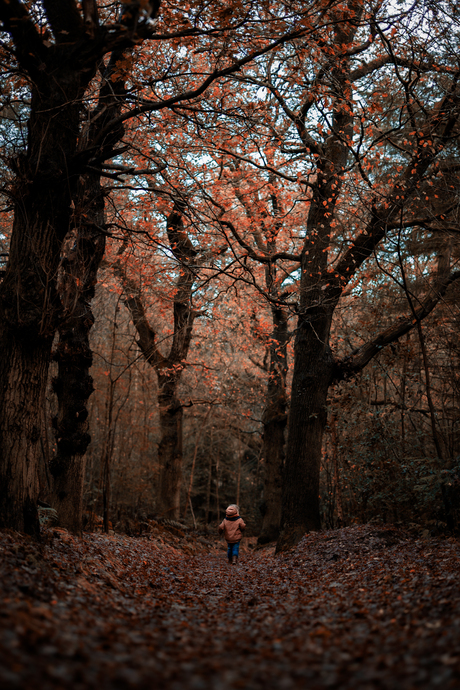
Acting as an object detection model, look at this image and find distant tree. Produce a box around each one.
[111,195,216,519]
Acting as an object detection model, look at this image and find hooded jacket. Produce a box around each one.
[218,512,246,543]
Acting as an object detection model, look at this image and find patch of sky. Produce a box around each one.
[281,267,300,288]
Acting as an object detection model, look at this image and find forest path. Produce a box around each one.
[1,525,460,689]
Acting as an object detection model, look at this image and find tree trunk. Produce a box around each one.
[156,373,183,519]
[274,20,355,551]
[0,332,53,536]
[276,305,334,552]
[0,77,83,534]
[49,175,106,534]
[0,0,165,537]
[48,42,134,533]
[50,264,99,534]
[258,305,288,544]
[330,414,344,528]
[114,199,198,521]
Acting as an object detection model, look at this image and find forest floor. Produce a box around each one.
[1,523,460,690]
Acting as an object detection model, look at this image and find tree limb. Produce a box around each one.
[0,0,47,71]
[331,83,460,291]
[92,24,317,144]
[219,219,301,263]
[333,269,460,382]
[42,0,84,41]
[112,260,165,369]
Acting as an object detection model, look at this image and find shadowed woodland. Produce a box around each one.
[1,0,460,687]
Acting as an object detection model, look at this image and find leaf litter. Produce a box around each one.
[1,524,460,689]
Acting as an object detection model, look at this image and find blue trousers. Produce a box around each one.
[227,542,240,560]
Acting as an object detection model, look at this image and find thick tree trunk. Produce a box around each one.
[156,373,183,519]
[272,0,359,554]
[276,306,334,553]
[258,417,285,543]
[0,332,53,536]
[49,265,99,534]
[50,291,95,534]
[49,174,106,534]
[258,306,288,544]
[275,182,339,554]
[0,84,82,534]
[48,43,132,533]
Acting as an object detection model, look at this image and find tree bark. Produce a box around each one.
[276,301,334,552]
[230,174,291,545]
[0,65,88,534]
[156,372,184,518]
[258,305,288,544]
[49,173,105,534]
[0,332,53,536]
[0,0,163,536]
[48,41,133,533]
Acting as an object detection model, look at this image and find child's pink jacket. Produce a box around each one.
[218,516,246,543]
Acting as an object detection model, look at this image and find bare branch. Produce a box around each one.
[219,219,301,264]
[334,269,460,382]
[93,24,316,144]
[112,259,165,369]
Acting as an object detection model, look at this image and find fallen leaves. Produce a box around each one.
[1,524,460,689]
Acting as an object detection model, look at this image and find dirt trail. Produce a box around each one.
[1,525,460,689]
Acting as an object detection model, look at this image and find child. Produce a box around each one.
[218,504,246,564]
